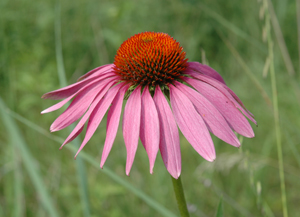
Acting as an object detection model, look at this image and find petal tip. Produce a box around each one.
[100,159,105,169]
[171,171,181,179]
[207,154,216,162]
[150,167,154,174]
[50,128,58,132]
[74,150,81,159]
[50,124,57,132]
[246,131,255,138]
[41,109,48,114]
[125,165,132,176]
[232,139,241,148]
[59,143,65,150]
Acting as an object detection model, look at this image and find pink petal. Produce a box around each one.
[174,81,240,147]
[224,87,255,118]
[42,79,93,100]
[42,68,116,100]
[153,86,181,179]
[169,85,216,162]
[74,83,124,158]
[50,77,116,132]
[140,86,160,174]
[59,126,84,149]
[185,69,256,124]
[100,85,129,168]
[185,77,254,138]
[77,64,113,81]
[122,86,142,175]
[187,62,226,84]
[41,73,114,114]
[59,80,116,148]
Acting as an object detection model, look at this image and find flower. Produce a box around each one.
[42,32,256,179]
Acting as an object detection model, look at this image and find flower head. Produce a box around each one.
[114,32,187,87]
[42,32,256,179]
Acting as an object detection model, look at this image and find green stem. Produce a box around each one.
[171,175,190,217]
[265,1,288,216]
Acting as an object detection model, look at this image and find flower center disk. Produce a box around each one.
[113,32,188,86]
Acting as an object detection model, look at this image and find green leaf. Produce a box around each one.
[215,197,223,217]
[13,147,24,217]
[0,98,59,217]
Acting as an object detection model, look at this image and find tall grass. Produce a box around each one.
[1,0,299,216]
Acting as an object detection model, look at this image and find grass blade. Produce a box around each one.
[54,2,90,216]
[266,0,300,107]
[284,130,300,168]
[267,0,295,76]
[0,98,59,217]
[74,152,90,217]
[215,197,223,217]
[297,0,300,71]
[217,30,272,107]
[265,2,288,216]
[13,147,24,217]
[55,0,67,87]
[198,3,266,53]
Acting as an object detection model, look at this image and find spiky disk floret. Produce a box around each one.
[114,32,188,86]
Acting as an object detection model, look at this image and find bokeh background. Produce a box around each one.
[1,0,299,216]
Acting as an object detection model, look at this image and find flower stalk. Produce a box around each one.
[171,175,190,217]
[265,1,288,216]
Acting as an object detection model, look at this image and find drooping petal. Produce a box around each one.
[59,80,116,148]
[174,81,240,147]
[169,85,216,162]
[187,62,226,84]
[186,77,254,138]
[41,73,114,114]
[140,86,160,174]
[185,69,256,124]
[77,64,113,81]
[42,67,115,100]
[50,77,116,132]
[153,86,181,179]
[100,85,129,168]
[123,86,142,175]
[58,126,84,149]
[224,86,255,118]
[42,79,93,100]
[74,83,124,157]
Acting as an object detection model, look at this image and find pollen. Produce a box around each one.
[113,32,188,86]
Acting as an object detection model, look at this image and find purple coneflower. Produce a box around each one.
[42,32,256,179]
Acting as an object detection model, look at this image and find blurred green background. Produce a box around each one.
[1,0,299,216]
